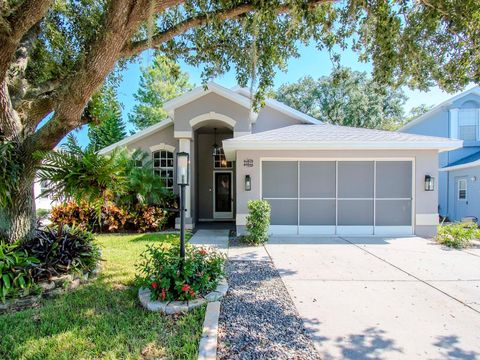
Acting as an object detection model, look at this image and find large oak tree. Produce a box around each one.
[0,0,478,242]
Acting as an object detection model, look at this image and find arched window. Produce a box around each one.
[153,150,174,189]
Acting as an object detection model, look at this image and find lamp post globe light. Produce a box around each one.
[176,152,189,262]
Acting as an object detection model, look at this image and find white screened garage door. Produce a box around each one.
[262,160,413,236]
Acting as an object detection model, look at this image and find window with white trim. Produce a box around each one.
[458,179,467,200]
[213,147,232,169]
[153,150,174,189]
[458,108,478,141]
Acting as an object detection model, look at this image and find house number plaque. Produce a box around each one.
[244,159,254,167]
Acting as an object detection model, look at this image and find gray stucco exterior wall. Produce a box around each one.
[252,106,304,133]
[174,93,251,133]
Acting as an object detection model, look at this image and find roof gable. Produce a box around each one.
[163,82,251,113]
[99,119,173,154]
[400,86,480,131]
[233,86,322,125]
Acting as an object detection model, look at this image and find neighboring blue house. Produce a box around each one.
[400,86,480,222]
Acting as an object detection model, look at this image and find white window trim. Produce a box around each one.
[458,108,479,141]
[458,178,467,201]
[152,149,175,190]
[213,147,233,169]
[149,143,176,153]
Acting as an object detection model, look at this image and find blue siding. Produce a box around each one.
[401,91,480,221]
[447,168,480,221]
[403,110,449,138]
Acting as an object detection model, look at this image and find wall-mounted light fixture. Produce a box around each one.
[245,175,251,191]
[425,175,434,191]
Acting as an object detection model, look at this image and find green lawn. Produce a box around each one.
[0,232,205,360]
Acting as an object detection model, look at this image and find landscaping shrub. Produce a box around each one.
[0,242,39,302]
[244,199,271,245]
[136,244,225,301]
[50,201,169,233]
[22,226,101,281]
[436,222,480,249]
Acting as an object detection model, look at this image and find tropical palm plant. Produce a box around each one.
[37,135,128,208]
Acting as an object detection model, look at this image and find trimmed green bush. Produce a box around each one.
[245,199,271,245]
[136,244,225,301]
[436,222,480,249]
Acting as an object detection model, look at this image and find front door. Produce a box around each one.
[213,171,233,219]
[455,177,469,220]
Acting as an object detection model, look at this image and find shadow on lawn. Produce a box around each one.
[0,269,203,359]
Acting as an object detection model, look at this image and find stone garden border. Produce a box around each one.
[0,263,101,313]
[138,277,228,314]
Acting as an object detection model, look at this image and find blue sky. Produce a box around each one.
[71,41,473,146]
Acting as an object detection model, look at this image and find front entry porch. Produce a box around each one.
[193,124,236,225]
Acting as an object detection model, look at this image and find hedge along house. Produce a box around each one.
[101,83,462,237]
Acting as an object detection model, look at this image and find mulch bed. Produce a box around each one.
[218,259,319,359]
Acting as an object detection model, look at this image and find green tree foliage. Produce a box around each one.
[87,86,127,151]
[275,68,408,130]
[129,54,193,130]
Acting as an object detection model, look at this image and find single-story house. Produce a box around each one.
[101,82,462,237]
[400,86,480,222]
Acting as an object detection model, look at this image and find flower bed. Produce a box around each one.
[136,244,226,313]
[138,277,228,314]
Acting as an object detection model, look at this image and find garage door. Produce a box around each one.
[262,160,413,236]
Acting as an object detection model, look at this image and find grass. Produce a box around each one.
[0,232,205,360]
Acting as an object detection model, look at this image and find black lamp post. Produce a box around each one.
[176,152,189,261]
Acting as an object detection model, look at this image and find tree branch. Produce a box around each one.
[0,81,22,140]
[121,0,330,57]
[0,0,53,83]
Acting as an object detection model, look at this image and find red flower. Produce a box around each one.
[181,284,191,292]
[189,289,196,298]
[199,248,208,256]
[161,288,166,300]
[151,282,158,289]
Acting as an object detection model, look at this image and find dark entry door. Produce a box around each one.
[214,171,233,219]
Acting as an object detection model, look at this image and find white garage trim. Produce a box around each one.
[261,158,415,236]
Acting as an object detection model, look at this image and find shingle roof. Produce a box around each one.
[223,124,462,158]
[229,124,458,143]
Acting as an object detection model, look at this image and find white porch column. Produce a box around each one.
[179,138,191,219]
[449,108,459,139]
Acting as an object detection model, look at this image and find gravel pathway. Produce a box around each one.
[218,259,319,359]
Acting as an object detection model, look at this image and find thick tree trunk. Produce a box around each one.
[0,157,37,243]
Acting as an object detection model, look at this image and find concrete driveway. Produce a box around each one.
[265,236,480,359]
